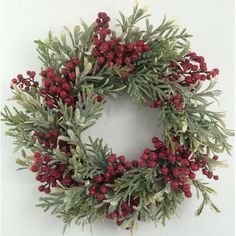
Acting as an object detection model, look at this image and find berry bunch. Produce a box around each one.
[11,71,38,91]
[106,197,140,226]
[92,12,151,78]
[150,94,184,112]
[87,137,219,205]
[34,129,73,154]
[34,129,59,150]
[31,151,75,193]
[88,154,133,201]
[149,137,219,198]
[40,58,80,108]
[168,52,219,86]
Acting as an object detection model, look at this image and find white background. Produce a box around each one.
[1,0,235,236]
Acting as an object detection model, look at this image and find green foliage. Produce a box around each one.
[1,2,233,233]
[193,180,220,216]
[34,22,95,71]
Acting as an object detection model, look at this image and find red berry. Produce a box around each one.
[11,78,18,84]
[40,165,48,173]
[61,68,68,75]
[17,74,23,80]
[117,45,125,53]
[124,57,131,65]
[132,160,139,167]
[202,169,208,175]
[144,148,151,154]
[33,81,39,87]
[43,155,51,163]
[148,161,156,168]
[213,68,219,75]
[60,91,67,99]
[31,164,39,172]
[213,175,219,180]
[117,165,125,173]
[88,185,96,196]
[184,191,192,198]
[181,159,189,166]
[46,99,54,108]
[106,52,115,60]
[124,161,132,169]
[169,155,176,163]
[159,152,166,159]
[111,212,118,219]
[182,184,190,192]
[118,155,126,163]
[97,193,105,201]
[47,71,55,78]
[190,163,199,172]
[95,175,103,183]
[161,167,169,175]
[142,44,150,52]
[213,155,219,160]
[35,157,42,164]
[140,161,147,168]
[207,173,213,179]
[107,154,116,163]
[152,137,159,143]
[172,180,179,189]
[43,78,51,87]
[104,172,111,180]
[100,186,107,193]
[38,185,45,192]
[164,176,171,182]
[66,62,74,70]
[141,153,148,161]
[136,40,144,46]
[131,54,139,61]
[62,176,72,186]
[173,168,180,177]
[100,42,110,52]
[44,187,50,193]
[36,175,42,181]
[115,58,122,66]
[77,181,84,187]
[149,152,158,161]
[40,88,47,95]
[34,152,41,159]
[98,56,106,65]
[58,164,66,172]
[180,176,187,183]
[189,172,196,180]
[62,83,71,92]
[100,29,108,37]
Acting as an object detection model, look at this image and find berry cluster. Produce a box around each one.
[150,94,184,112]
[87,137,219,207]
[88,154,133,201]
[40,58,80,108]
[148,137,219,198]
[87,153,141,226]
[34,129,73,154]
[168,52,219,86]
[34,129,59,151]
[31,151,75,193]
[106,197,140,226]
[92,12,151,78]
[11,71,38,91]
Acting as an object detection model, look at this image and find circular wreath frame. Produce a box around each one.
[2,3,233,232]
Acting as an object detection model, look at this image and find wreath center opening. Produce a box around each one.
[81,95,162,159]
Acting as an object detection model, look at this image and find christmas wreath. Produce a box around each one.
[2,3,233,232]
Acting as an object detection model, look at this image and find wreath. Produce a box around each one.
[2,3,233,232]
